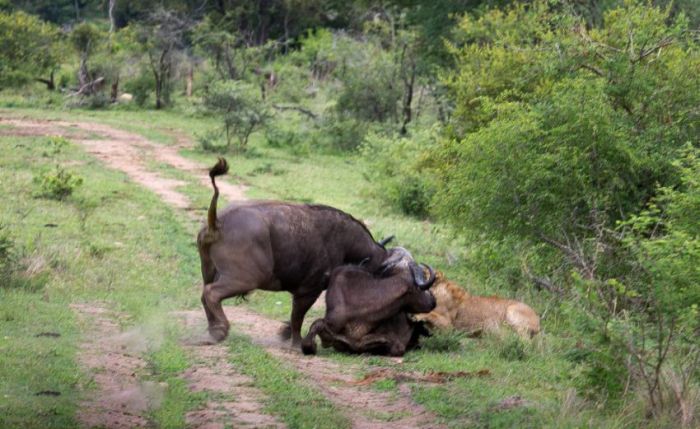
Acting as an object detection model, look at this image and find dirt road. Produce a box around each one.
[0,116,442,429]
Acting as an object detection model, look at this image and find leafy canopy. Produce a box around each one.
[0,10,62,88]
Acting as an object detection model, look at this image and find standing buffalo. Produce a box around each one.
[302,247,437,356]
[197,158,395,346]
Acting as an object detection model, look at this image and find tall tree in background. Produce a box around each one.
[70,22,103,95]
[0,11,63,90]
[137,9,190,109]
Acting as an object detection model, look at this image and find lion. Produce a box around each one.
[413,272,540,338]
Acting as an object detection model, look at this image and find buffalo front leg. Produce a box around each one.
[301,318,326,355]
[357,334,406,356]
[290,291,322,348]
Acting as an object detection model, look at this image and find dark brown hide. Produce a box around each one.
[301,264,436,356]
[198,159,390,346]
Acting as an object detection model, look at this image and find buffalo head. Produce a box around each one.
[379,247,437,291]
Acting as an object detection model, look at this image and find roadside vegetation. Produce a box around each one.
[1,0,699,428]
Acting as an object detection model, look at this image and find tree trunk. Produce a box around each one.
[154,72,163,109]
[283,1,290,54]
[110,75,119,102]
[78,54,94,95]
[185,66,193,97]
[36,70,56,91]
[400,61,416,135]
[108,0,116,33]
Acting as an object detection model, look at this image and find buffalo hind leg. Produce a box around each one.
[290,291,322,348]
[201,276,253,343]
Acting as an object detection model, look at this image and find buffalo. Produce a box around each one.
[301,247,437,356]
[197,158,397,346]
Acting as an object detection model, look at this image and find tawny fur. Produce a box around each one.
[414,272,540,338]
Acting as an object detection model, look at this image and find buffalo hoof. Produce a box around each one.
[190,332,219,346]
[278,323,292,340]
[301,339,317,355]
[207,325,228,343]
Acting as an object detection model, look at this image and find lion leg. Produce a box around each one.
[505,303,540,338]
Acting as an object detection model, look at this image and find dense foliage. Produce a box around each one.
[0,10,62,89]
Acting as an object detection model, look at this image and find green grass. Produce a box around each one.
[0,292,82,428]
[0,105,653,428]
[0,125,352,428]
[226,332,351,429]
[0,133,203,427]
[148,337,204,428]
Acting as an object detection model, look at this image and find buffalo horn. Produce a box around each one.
[412,263,436,290]
[378,235,395,248]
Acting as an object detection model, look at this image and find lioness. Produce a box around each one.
[413,272,540,338]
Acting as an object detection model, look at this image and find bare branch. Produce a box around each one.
[633,37,674,63]
[272,104,317,119]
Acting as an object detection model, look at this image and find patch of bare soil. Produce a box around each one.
[0,117,247,209]
[175,310,286,429]
[349,368,491,386]
[220,306,445,429]
[71,303,159,429]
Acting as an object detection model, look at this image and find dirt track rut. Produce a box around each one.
[1,116,442,429]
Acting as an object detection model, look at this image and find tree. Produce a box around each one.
[94,27,138,102]
[0,10,63,90]
[69,22,103,95]
[136,9,190,109]
[437,0,698,261]
[433,1,699,420]
[203,81,271,151]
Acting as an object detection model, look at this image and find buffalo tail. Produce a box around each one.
[207,157,229,234]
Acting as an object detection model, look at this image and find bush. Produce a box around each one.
[361,130,437,217]
[0,11,62,90]
[316,115,367,152]
[34,165,83,200]
[203,80,271,151]
[123,70,154,107]
[333,36,402,124]
[433,2,700,421]
[43,136,69,156]
[264,123,303,149]
[195,129,227,153]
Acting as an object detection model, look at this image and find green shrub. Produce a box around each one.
[43,136,70,156]
[264,123,302,149]
[361,130,437,217]
[124,70,154,107]
[203,80,271,151]
[315,115,367,152]
[0,11,62,90]
[195,129,227,153]
[33,165,83,200]
[433,3,700,420]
